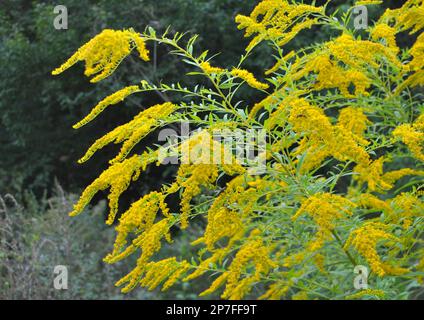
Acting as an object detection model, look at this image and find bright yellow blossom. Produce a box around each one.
[200,61,225,74]
[52,29,149,82]
[78,102,176,164]
[393,115,424,161]
[70,152,156,224]
[73,85,140,129]
[231,68,269,90]
[344,222,400,277]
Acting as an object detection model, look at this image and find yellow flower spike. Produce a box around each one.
[389,193,424,229]
[292,193,356,251]
[292,33,401,96]
[283,99,370,172]
[200,175,253,250]
[139,258,177,290]
[73,85,140,129]
[111,102,177,164]
[117,218,173,292]
[380,0,424,35]
[393,115,424,161]
[381,264,410,276]
[338,107,370,139]
[409,33,424,72]
[382,168,424,186]
[108,191,169,260]
[199,230,276,299]
[396,32,424,90]
[52,29,150,82]
[370,23,399,52]
[231,68,269,90]
[70,153,154,225]
[161,261,191,291]
[344,222,400,277]
[277,19,318,47]
[327,33,401,70]
[200,61,225,74]
[235,0,323,51]
[222,233,276,299]
[358,193,393,214]
[129,258,191,292]
[174,131,245,229]
[199,273,229,297]
[204,207,244,250]
[353,157,393,192]
[77,103,176,164]
[177,164,219,229]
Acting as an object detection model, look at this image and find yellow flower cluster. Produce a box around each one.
[381,0,424,34]
[200,230,276,299]
[200,61,225,74]
[344,222,399,276]
[383,168,424,186]
[114,218,173,292]
[73,85,140,129]
[357,193,392,214]
[354,158,390,192]
[78,102,176,164]
[378,1,424,89]
[403,33,424,88]
[70,152,156,225]
[230,68,269,90]
[52,29,150,82]
[235,0,324,51]
[370,23,398,52]
[393,114,424,161]
[296,54,371,97]
[201,176,250,250]
[137,258,191,292]
[271,98,371,172]
[171,131,245,229]
[354,158,423,192]
[293,193,356,251]
[338,107,371,139]
[106,191,169,262]
[390,193,424,229]
[293,34,400,97]
[177,163,219,229]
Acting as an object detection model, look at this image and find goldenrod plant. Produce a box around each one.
[52,0,423,300]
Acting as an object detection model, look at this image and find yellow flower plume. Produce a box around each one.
[52,29,150,82]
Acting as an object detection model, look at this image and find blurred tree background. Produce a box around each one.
[0,0,407,299]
